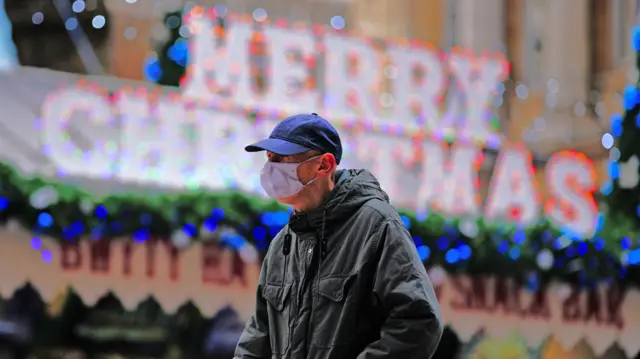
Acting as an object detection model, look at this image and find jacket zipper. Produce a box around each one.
[303,235,322,358]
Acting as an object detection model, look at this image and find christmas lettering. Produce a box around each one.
[182,9,507,143]
[40,88,599,238]
[36,8,598,238]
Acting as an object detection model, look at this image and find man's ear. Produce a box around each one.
[318,153,337,176]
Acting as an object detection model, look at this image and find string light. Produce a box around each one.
[32,12,44,25]
[601,133,614,149]
[92,15,106,29]
[252,8,267,22]
[72,0,86,13]
[330,16,345,30]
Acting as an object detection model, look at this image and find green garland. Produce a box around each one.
[0,162,638,287]
[607,49,640,225]
[155,10,186,87]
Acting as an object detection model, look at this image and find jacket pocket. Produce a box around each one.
[313,275,358,348]
[262,283,293,355]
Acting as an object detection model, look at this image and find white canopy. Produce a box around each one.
[0,66,182,196]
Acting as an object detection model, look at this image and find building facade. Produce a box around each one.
[101,0,638,192]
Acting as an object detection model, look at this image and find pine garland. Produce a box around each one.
[0,162,638,287]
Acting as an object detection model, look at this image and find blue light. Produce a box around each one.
[497,240,509,254]
[602,133,615,149]
[458,244,471,260]
[445,249,459,263]
[577,241,588,256]
[261,212,275,226]
[611,114,623,136]
[268,226,281,237]
[623,85,639,110]
[222,234,245,249]
[62,227,75,240]
[37,212,53,228]
[526,272,539,292]
[437,237,449,250]
[182,223,197,237]
[41,249,53,263]
[621,236,631,250]
[609,162,620,179]
[565,245,576,258]
[31,237,42,250]
[595,213,605,234]
[71,221,84,235]
[601,181,613,195]
[271,211,289,226]
[0,196,7,210]
[513,231,525,245]
[211,207,225,220]
[143,58,163,82]
[628,248,640,265]
[330,15,345,30]
[95,205,108,219]
[252,226,267,241]
[255,236,268,250]
[204,217,217,231]
[167,40,188,66]
[417,245,430,261]
[508,246,521,260]
[400,216,411,229]
[594,237,605,251]
[633,26,640,52]
[133,228,150,243]
[91,226,103,239]
[636,113,640,128]
[412,236,423,247]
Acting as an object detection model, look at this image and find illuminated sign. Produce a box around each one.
[183,8,508,146]
[37,8,599,238]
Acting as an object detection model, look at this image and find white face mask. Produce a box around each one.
[260,156,320,199]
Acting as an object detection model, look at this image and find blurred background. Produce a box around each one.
[0,0,639,358]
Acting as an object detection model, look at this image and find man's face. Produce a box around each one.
[264,150,337,210]
[266,151,322,185]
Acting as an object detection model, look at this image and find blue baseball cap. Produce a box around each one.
[245,113,343,164]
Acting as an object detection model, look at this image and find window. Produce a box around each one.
[522,0,545,89]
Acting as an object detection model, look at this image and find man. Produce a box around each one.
[235,113,443,359]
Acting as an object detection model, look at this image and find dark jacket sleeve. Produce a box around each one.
[357,219,443,359]
[234,257,271,358]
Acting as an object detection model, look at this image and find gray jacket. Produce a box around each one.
[234,169,443,359]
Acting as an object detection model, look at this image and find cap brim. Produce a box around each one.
[244,138,312,156]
